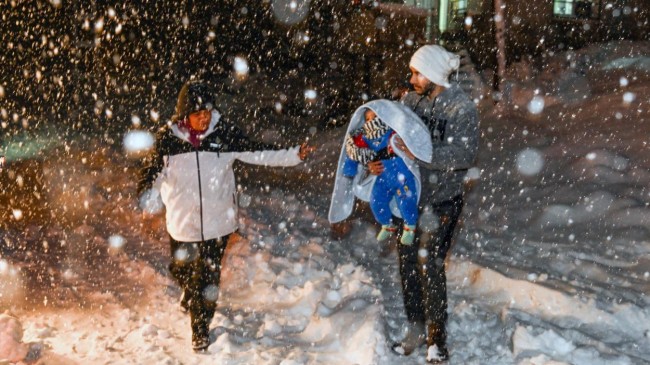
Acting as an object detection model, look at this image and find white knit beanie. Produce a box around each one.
[409,45,460,88]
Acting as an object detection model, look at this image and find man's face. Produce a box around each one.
[409,66,433,95]
[188,109,211,132]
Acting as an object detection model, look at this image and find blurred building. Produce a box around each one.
[348,0,649,69]
[302,0,649,102]
[0,0,647,134]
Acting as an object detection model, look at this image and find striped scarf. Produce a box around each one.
[345,116,390,164]
[363,116,390,140]
[345,130,375,164]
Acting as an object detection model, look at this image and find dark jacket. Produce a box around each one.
[401,84,479,203]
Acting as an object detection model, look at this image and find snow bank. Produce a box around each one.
[0,260,24,309]
[502,40,650,111]
[0,313,28,363]
[448,259,649,364]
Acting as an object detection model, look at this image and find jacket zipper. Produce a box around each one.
[194,149,205,242]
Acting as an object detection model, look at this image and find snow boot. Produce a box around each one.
[391,320,425,356]
[190,299,214,353]
[426,344,449,363]
[400,225,416,245]
[192,336,209,353]
[191,322,210,353]
[426,323,449,363]
[180,288,191,314]
[377,225,397,242]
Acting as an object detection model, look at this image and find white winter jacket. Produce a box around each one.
[139,110,302,242]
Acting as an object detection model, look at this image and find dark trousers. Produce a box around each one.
[397,195,464,328]
[169,235,228,337]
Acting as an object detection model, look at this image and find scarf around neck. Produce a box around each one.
[178,117,207,148]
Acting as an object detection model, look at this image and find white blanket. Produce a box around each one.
[328,99,433,223]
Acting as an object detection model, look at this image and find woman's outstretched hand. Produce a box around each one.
[299,142,316,160]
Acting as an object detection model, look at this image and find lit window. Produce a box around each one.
[451,0,467,18]
[554,0,574,16]
[554,0,593,18]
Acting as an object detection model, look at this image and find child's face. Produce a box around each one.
[364,109,376,123]
[188,109,211,132]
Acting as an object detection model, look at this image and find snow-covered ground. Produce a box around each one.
[1,41,649,364]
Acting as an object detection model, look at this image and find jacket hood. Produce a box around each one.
[172,81,215,122]
[170,109,221,143]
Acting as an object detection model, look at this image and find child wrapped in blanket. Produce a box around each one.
[329,99,432,245]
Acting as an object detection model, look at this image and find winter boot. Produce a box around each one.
[191,320,210,353]
[377,225,397,242]
[180,288,191,314]
[400,225,416,245]
[190,299,213,353]
[391,320,425,356]
[426,323,449,363]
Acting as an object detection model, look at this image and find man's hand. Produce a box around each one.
[299,142,316,160]
[367,160,384,175]
[394,136,415,160]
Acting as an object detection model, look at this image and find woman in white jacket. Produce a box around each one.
[138,81,313,352]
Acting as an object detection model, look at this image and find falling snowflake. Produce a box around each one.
[123,130,155,155]
[203,285,219,301]
[619,77,629,87]
[516,148,544,176]
[131,115,142,127]
[304,89,317,101]
[108,235,126,250]
[239,193,252,208]
[234,56,249,77]
[12,209,23,221]
[622,92,636,104]
[527,96,545,115]
[272,0,310,25]
[174,248,189,262]
[149,109,160,122]
[94,18,105,33]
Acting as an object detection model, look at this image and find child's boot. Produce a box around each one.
[377,225,396,241]
[400,225,416,245]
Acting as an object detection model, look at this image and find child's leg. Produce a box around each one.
[395,173,418,245]
[371,176,399,241]
[189,236,228,351]
[396,182,419,226]
[370,175,395,226]
[376,158,419,225]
